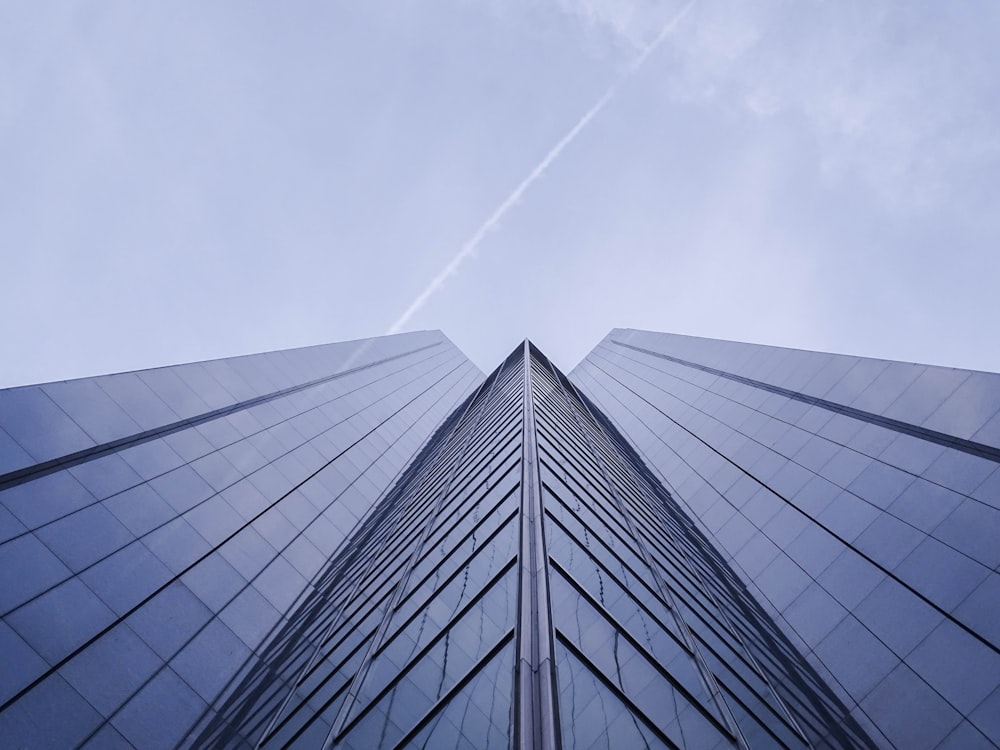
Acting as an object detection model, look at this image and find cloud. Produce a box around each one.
[521,0,1000,213]
[659,1,1000,211]
[386,0,699,335]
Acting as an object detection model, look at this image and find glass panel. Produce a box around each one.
[352,565,517,721]
[555,640,671,750]
[406,639,514,750]
[549,569,721,729]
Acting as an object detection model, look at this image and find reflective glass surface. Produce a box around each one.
[3,329,998,748]
[572,328,1000,748]
[1,332,483,748]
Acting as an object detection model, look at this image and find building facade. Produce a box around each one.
[0,329,998,748]
[572,329,1000,749]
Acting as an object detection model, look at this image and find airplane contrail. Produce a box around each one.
[386,0,699,335]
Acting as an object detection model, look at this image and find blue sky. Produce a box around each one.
[2,1,998,387]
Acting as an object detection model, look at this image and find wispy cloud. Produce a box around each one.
[386,0,699,335]
[660,0,1000,211]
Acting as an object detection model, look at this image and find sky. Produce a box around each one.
[2,0,999,387]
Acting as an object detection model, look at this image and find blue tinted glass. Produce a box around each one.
[556,640,671,750]
[407,641,513,750]
[0,533,71,611]
[0,621,47,705]
[112,667,208,750]
[7,578,115,663]
[60,622,161,715]
[0,388,95,463]
[0,674,103,748]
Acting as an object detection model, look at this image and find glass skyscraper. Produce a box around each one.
[1,329,997,749]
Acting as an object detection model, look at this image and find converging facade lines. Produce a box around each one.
[1,329,998,748]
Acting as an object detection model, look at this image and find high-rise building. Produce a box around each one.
[571,330,1000,750]
[0,329,997,749]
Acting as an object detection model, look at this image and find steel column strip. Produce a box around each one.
[515,342,560,750]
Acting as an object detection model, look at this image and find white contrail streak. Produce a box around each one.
[386,0,699,335]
